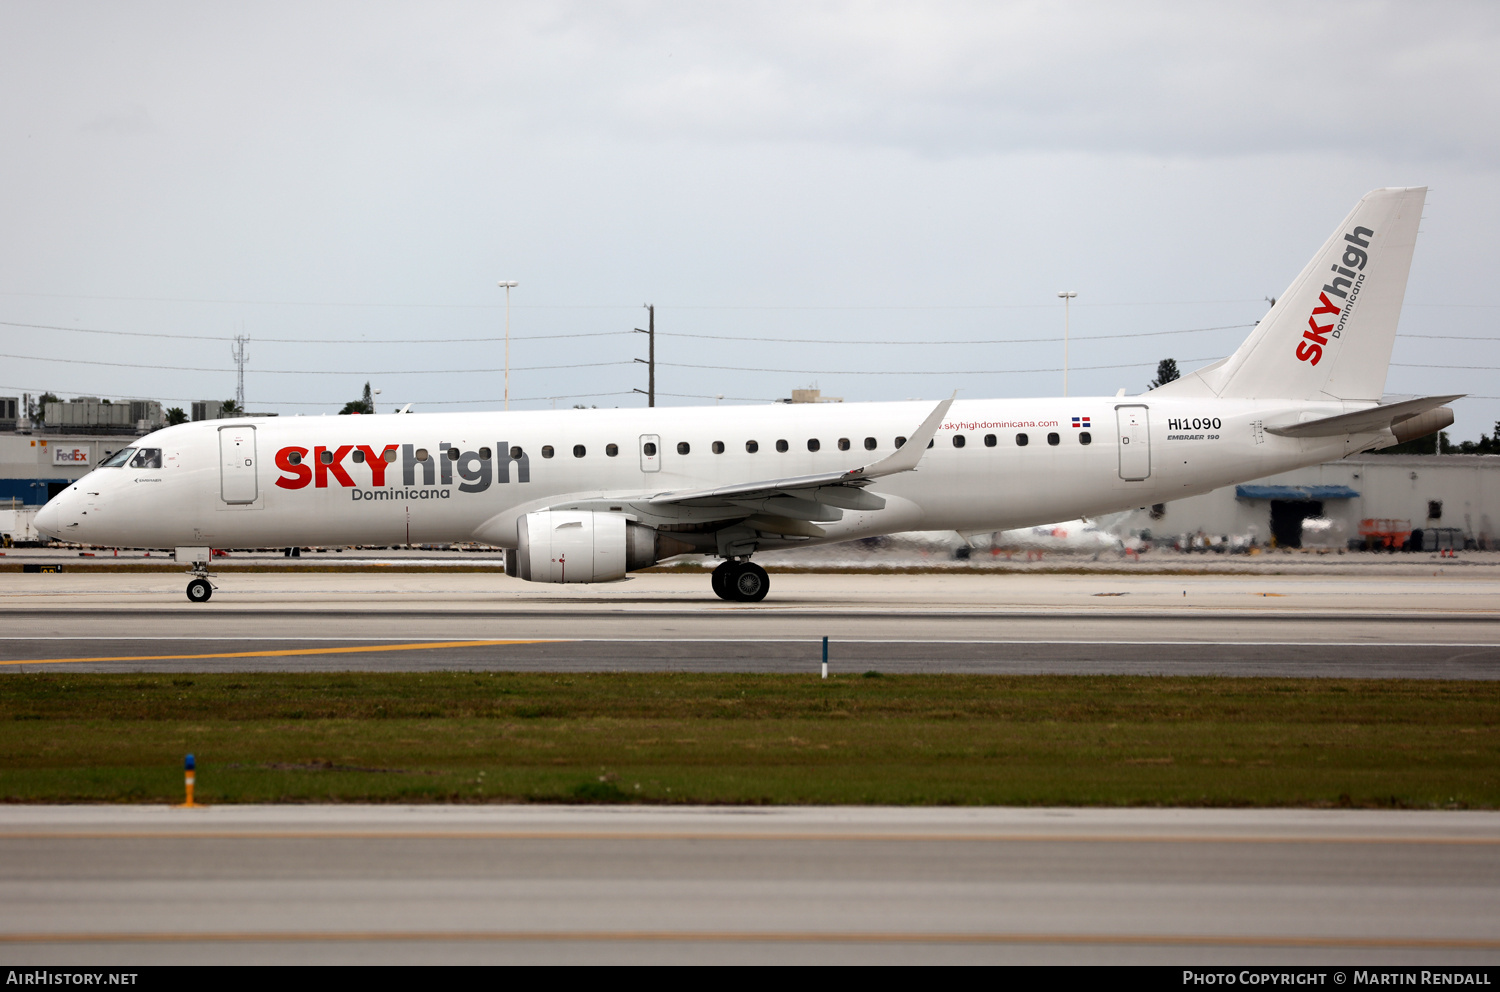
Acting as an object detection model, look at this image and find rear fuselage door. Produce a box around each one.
[219,425,258,503]
[639,434,661,473]
[1115,405,1150,481]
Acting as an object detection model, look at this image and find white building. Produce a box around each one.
[0,432,145,506]
[1124,455,1500,551]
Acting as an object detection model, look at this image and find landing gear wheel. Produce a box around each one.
[728,562,769,603]
[711,561,734,601]
[186,578,212,603]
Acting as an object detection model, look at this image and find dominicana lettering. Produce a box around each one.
[1296,224,1372,367]
[274,442,532,493]
[352,488,449,500]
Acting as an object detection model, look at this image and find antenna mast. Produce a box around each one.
[231,334,249,409]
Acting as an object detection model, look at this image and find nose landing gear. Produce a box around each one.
[711,559,770,602]
[176,546,216,603]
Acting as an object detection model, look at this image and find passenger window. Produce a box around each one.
[677,442,690,455]
[129,448,162,469]
[322,450,336,464]
[952,435,965,448]
[643,442,657,456]
[1079,432,1092,445]
[541,446,555,459]
[712,441,725,454]
[895,436,907,448]
[384,448,397,462]
[352,449,365,463]
[606,443,619,457]
[1016,433,1029,447]
[746,440,759,453]
[984,434,996,447]
[1047,432,1060,446]
[573,445,585,458]
[287,451,302,465]
[479,447,491,460]
[446,448,460,461]
[415,448,429,462]
[864,437,877,451]
[509,446,523,460]
[101,448,135,467]
[838,438,850,451]
[776,439,788,453]
[807,439,820,452]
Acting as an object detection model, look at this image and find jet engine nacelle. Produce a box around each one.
[509,510,675,583]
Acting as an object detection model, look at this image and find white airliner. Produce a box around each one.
[36,187,1457,603]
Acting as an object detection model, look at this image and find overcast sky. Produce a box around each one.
[2,1,1497,437]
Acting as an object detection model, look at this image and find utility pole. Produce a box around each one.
[1056,292,1076,397]
[634,303,655,407]
[498,281,518,410]
[230,334,249,410]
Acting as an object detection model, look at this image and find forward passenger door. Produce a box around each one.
[219,425,259,503]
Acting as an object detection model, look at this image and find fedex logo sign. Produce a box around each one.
[274,442,530,497]
[1296,224,1371,367]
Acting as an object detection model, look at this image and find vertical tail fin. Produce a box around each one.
[1158,187,1426,402]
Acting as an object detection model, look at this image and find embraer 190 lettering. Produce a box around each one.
[36,187,1458,603]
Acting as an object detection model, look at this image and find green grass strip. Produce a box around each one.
[2,672,1496,807]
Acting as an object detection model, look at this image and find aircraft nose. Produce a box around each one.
[34,497,61,539]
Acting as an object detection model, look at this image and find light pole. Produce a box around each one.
[1057,291,1077,397]
[498,281,518,409]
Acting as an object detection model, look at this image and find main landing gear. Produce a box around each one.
[711,559,769,602]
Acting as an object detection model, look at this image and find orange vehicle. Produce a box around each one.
[1359,518,1412,551]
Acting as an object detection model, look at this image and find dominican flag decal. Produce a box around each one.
[1072,416,1091,428]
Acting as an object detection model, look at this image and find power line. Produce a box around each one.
[0,385,769,407]
[0,319,630,343]
[5,315,1489,347]
[0,353,633,375]
[660,324,1255,345]
[0,291,632,310]
[655,359,1224,376]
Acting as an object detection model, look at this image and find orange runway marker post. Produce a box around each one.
[176,754,202,809]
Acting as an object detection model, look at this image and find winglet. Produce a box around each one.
[845,392,956,481]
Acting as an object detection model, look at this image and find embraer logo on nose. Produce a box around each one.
[273,443,530,495]
[1296,225,1371,367]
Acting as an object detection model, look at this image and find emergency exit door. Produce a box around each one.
[219,426,258,503]
[1115,405,1150,481]
[639,434,661,473]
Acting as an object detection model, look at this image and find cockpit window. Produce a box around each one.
[130,448,162,469]
[101,448,135,467]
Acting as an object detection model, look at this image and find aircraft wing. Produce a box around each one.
[646,392,955,510]
[1265,394,1464,438]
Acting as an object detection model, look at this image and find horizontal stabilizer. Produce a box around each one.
[1266,394,1463,438]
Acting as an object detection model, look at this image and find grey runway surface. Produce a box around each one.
[2,805,1498,965]
[3,611,1500,676]
[5,571,1499,676]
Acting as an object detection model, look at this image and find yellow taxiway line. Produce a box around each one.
[0,639,559,666]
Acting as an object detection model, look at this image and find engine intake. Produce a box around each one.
[508,510,687,583]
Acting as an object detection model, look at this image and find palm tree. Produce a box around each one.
[165,407,188,425]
